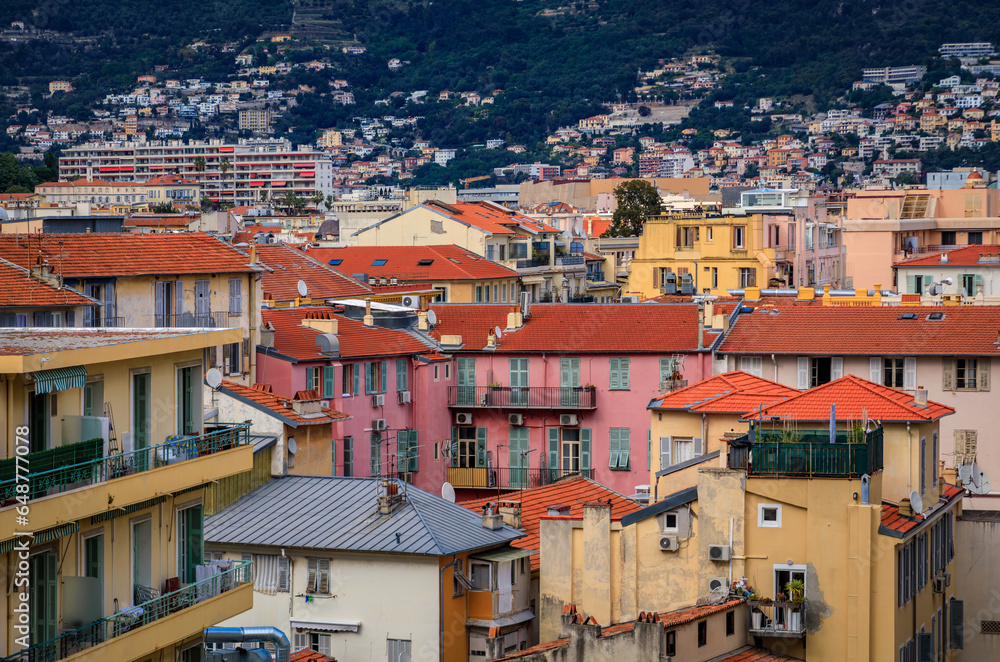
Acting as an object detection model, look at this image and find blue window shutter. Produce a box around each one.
[609,428,620,468]
[609,358,619,390]
[365,362,373,394]
[548,428,559,479]
[476,427,487,467]
[907,274,916,294]
[380,361,387,394]
[581,429,591,473]
[409,430,418,471]
[621,358,630,389]
[621,429,630,467]
[397,359,407,391]
[323,367,335,398]
[353,365,360,395]
[331,438,336,476]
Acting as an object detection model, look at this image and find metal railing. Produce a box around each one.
[0,423,251,503]
[556,255,584,266]
[82,316,126,328]
[447,466,595,489]
[748,600,807,638]
[448,386,597,409]
[1,560,253,662]
[586,271,606,283]
[153,311,234,328]
[727,427,883,478]
[516,258,551,269]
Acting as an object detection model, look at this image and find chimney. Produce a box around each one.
[914,388,928,406]
[506,309,523,330]
[497,500,522,528]
[291,390,322,415]
[363,297,374,328]
[697,301,705,350]
[899,497,913,517]
[301,312,338,335]
[941,252,949,264]
[482,503,504,531]
[249,242,257,264]
[417,311,429,331]
[560,604,578,637]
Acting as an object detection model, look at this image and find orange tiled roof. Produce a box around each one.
[290,650,334,662]
[894,244,1000,267]
[219,379,348,426]
[415,201,560,235]
[742,375,954,422]
[429,303,705,353]
[652,371,799,412]
[459,475,640,571]
[143,174,199,186]
[303,244,518,281]
[124,215,198,227]
[0,257,98,307]
[880,483,965,537]
[255,243,371,303]
[719,647,804,661]
[0,233,262,277]
[261,307,433,361]
[719,306,1000,356]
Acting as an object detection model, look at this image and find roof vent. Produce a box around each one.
[316,333,339,357]
[547,504,571,517]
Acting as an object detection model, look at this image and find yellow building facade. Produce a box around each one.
[627,212,775,298]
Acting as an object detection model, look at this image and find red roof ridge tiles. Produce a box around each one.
[880,483,965,537]
[303,244,518,281]
[0,257,99,308]
[652,371,800,412]
[254,243,371,303]
[894,243,1000,267]
[220,379,348,425]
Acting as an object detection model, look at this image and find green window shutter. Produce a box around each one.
[380,361,388,394]
[581,429,591,473]
[476,427,487,467]
[548,428,559,477]
[609,358,619,390]
[907,274,916,294]
[621,358,630,389]
[451,426,458,468]
[609,428,620,468]
[975,274,983,294]
[950,599,964,650]
[621,429,630,468]
[331,438,336,476]
[560,359,570,388]
[397,359,407,391]
[396,432,407,472]
[365,362,373,394]
[323,367,335,398]
[409,430,419,471]
[353,366,360,395]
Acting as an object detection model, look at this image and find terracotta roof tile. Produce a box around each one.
[0,258,98,308]
[719,647,803,661]
[219,379,348,426]
[290,650,335,662]
[0,233,261,277]
[742,375,954,422]
[719,306,1000,356]
[420,201,560,235]
[255,244,371,303]
[894,244,1000,267]
[652,371,799,412]
[304,244,518,281]
[881,483,966,536]
[261,307,432,361]
[430,303,704,353]
[460,476,641,571]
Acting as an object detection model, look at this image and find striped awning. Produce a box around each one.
[0,522,79,554]
[31,366,87,394]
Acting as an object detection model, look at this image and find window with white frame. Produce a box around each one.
[758,504,782,528]
[470,561,492,591]
[659,511,679,533]
[740,356,763,377]
[387,639,412,662]
[293,631,331,656]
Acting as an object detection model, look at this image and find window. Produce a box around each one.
[609,428,630,470]
[177,364,201,436]
[932,431,938,488]
[397,429,418,473]
[726,610,735,636]
[453,426,485,468]
[396,359,408,392]
[371,433,381,477]
[664,631,676,656]
[342,436,353,477]
[433,365,440,381]
[445,363,451,380]
[83,532,103,605]
[659,511,679,533]
[738,267,757,288]
[387,639,411,662]
[493,284,499,302]
[712,267,718,289]
[306,558,331,594]
[659,357,678,382]
[342,363,359,395]
[306,366,321,392]
[676,225,698,248]
[228,278,242,315]
[955,358,981,390]
[884,358,904,388]
[698,620,707,647]
[561,428,580,474]
[470,561,492,590]
[372,259,388,266]
[293,632,331,656]
[476,285,483,302]
[365,361,387,394]
[659,436,703,468]
[962,274,981,298]
[969,231,983,245]
[706,227,714,242]
[798,356,843,388]
[758,504,782,528]
[509,427,530,486]
[83,379,104,417]
[733,226,746,248]
[740,356,763,377]
[609,357,630,390]
[322,366,335,397]
[177,504,204,583]
[502,283,508,302]
[920,435,927,494]
[941,231,957,245]
[509,358,529,405]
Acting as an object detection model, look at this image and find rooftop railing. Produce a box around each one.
[728,427,883,478]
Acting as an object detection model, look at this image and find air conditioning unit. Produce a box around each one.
[372,419,387,431]
[508,413,524,426]
[620,295,640,303]
[559,414,578,426]
[372,394,385,407]
[932,576,947,593]
[708,576,728,593]
[401,295,419,309]
[398,390,412,404]
[708,544,731,562]
[659,535,679,552]
[455,412,473,425]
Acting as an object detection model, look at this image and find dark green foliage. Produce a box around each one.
[603,179,663,237]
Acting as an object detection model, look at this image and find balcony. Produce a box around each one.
[0,423,253,541]
[748,600,807,638]
[727,428,883,478]
[515,258,551,269]
[555,255,584,266]
[1,561,254,662]
[152,311,237,328]
[447,386,597,410]
[82,316,126,329]
[447,466,593,489]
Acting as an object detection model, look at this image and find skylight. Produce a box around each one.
[328,259,343,266]
[372,259,388,266]
[417,258,434,266]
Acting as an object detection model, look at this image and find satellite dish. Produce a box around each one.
[958,463,973,484]
[967,462,992,495]
[427,310,438,326]
[573,222,582,236]
[287,437,297,455]
[441,482,456,503]
[909,490,923,515]
[205,368,223,390]
[494,326,503,340]
[297,280,309,297]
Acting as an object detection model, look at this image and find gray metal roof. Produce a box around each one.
[250,434,278,454]
[620,486,698,527]
[205,475,523,556]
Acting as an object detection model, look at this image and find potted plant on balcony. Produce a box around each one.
[747,589,764,629]
[785,579,806,631]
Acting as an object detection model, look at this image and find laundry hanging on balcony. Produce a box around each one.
[30,366,88,394]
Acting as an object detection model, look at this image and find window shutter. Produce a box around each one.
[451,426,458,468]
[409,430,418,471]
[660,436,672,470]
[476,427,487,467]
[155,282,166,322]
[920,436,926,494]
[323,367,335,397]
[797,357,809,389]
[580,429,591,473]
[353,366,360,395]
[307,559,317,592]
[621,358,630,389]
[365,362,373,394]
[397,433,407,472]
[647,429,651,472]
[931,431,938,488]
[870,357,882,383]
[694,437,704,457]
[609,429,620,468]
[906,275,916,294]
[397,359,407,392]
[548,428,559,476]
[319,558,331,593]
[831,357,843,380]
[653,266,659,288]
[904,357,917,390]
[380,361,387,393]
[942,358,955,391]
[609,358,619,390]
[917,632,932,662]
[950,599,964,650]
[978,359,990,392]
[620,429,630,468]
[975,274,983,295]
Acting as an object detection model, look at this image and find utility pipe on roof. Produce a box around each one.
[204,627,290,662]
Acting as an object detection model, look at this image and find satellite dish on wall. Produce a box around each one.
[297,280,309,297]
[909,490,923,515]
[427,310,438,326]
[494,326,503,340]
[441,482,456,503]
[966,462,992,495]
[287,437,298,455]
[205,368,223,390]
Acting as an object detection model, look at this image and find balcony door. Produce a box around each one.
[509,358,528,406]
[508,427,529,487]
[132,371,150,470]
[177,364,201,436]
[132,518,152,600]
[28,551,57,646]
[456,357,476,406]
[28,391,49,453]
[560,358,580,407]
[194,279,210,326]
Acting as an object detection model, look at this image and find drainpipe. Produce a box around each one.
[204,627,290,662]
[440,555,459,662]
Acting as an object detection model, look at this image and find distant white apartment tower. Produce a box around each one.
[939,43,995,59]
[862,66,928,85]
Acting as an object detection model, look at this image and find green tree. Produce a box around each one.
[150,202,176,213]
[602,180,663,238]
[193,156,206,172]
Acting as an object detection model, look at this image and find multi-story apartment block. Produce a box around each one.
[237,108,273,133]
[938,42,995,59]
[862,66,928,86]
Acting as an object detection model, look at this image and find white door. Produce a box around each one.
[498,561,513,613]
